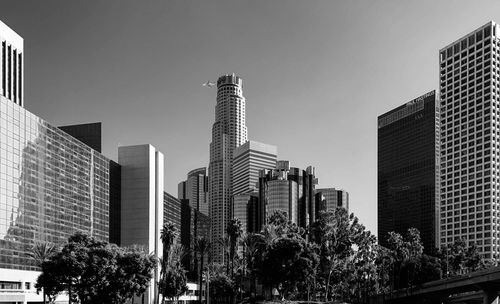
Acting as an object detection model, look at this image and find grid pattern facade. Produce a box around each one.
[164,192,182,232]
[265,179,298,224]
[209,74,247,263]
[316,188,349,212]
[288,167,318,227]
[233,192,258,234]
[178,167,208,216]
[439,22,500,259]
[378,91,439,252]
[232,140,277,196]
[0,20,23,107]
[0,96,110,271]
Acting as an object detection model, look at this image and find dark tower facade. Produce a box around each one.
[378,90,440,252]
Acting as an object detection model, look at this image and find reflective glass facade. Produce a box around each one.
[0,96,110,271]
[378,91,439,252]
[315,188,349,213]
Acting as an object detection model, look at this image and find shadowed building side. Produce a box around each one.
[377,90,439,253]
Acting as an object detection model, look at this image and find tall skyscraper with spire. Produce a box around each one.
[209,74,248,263]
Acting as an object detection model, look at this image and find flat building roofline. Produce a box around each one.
[439,21,496,52]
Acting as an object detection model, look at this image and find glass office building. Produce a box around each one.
[0,95,110,271]
[315,188,349,213]
[378,91,440,252]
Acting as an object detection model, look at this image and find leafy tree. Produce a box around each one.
[159,266,188,303]
[310,208,376,302]
[374,245,394,295]
[101,245,157,304]
[267,210,288,227]
[385,228,446,290]
[35,233,156,304]
[256,211,319,300]
[438,239,484,277]
[415,254,442,284]
[209,270,235,304]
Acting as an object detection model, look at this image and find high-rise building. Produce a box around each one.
[0,95,112,303]
[438,22,500,259]
[178,168,210,279]
[119,144,164,304]
[209,74,248,263]
[59,122,102,153]
[232,140,277,196]
[252,161,318,231]
[180,198,210,280]
[233,191,259,234]
[58,122,122,245]
[378,91,439,252]
[288,165,318,227]
[164,192,182,232]
[0,20,23,107]
[315,188,349,212]
[178,167,209,216]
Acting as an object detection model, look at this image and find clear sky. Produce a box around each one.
[2,0,500,235]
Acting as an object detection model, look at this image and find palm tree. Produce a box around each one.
[226,219,242,278]
[194,237,211,304]
[241,233,263,297]
[218,236,230,274]
[27,242,58,304]
[160,222,179,304]
[160,222,178,267]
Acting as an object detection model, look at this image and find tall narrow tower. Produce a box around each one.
[209,74,248,263]
[439,22,500,259]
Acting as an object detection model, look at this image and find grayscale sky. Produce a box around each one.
[2,0,500,235]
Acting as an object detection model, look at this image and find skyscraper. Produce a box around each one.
[0,20,23,107]
[178,168,210,278]
[233,191,259,234]
[232,140,277,197]
[288,165,318,227]
[209,74,248,263]
[178,167,209,216]
[378,91,440,252]
[439,22,500,259]
[164,192,182,232]
[0,94,112,303]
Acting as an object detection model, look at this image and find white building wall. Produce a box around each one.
[119,144,164,304]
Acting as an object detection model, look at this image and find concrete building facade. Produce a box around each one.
[118,144,164,304]
[438,22,500,259]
